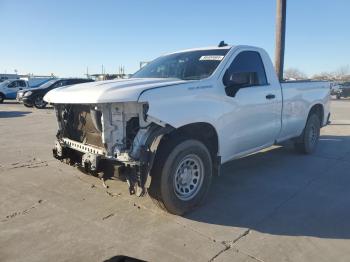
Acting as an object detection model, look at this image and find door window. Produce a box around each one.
[8,81,19,88]
[52,80,66,88]
[19,80,26,87]
[59,80,69,86]
[66,79,78,85]
[224,51,267,89]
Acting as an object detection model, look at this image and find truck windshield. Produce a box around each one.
[132,49,229,80]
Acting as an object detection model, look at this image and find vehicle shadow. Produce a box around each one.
[185,135,350,239]
[0,111,31,118]
[103,255,145,262]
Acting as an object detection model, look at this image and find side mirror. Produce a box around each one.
[223,70,255,97]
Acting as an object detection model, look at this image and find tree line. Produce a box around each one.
[284,65,350,82]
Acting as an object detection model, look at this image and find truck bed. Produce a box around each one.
[277,81,331,142]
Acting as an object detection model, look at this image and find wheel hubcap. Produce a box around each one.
[35,97,45,107]
[173,154,204,201]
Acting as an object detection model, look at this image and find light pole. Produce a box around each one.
[275,0,287,81]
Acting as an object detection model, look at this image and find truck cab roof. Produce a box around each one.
[166,45,233,56]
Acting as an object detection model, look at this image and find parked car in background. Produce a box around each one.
[330,83,342,96]
[0,79,29,103]
[17,79,56,104]
[44,43,330,215]
[27,77,56,88]
[334,82,350,99]
[22,78,94,109]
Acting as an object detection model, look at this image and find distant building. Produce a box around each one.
[0,73,56,86]
[19,74,56,87]
[86,64,131,81]
[0,74,19,82]
[89,73,131,81]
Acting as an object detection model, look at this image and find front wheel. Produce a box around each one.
[33,95,47,109]
[149,138,213,215]
[294,113,321,154]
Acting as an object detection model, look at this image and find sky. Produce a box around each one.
[0,0,349,77]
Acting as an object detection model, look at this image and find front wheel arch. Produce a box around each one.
[157,122,220,176]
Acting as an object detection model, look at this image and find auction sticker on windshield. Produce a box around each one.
[199,55,224,61]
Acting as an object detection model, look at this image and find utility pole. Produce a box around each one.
[101,64,104,80]
[275,0,287,81]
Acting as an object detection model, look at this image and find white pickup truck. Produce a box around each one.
[44,43,330,215]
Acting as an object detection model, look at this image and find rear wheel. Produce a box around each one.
[149,137,213,215]
[294,113,321,154]
[0,93,4,103]
[33,95,47,109]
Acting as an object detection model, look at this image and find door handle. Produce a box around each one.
[266,94,275,100]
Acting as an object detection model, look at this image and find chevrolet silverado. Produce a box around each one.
[44,43,330,215]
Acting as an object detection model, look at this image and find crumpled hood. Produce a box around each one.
[44,78,187,104]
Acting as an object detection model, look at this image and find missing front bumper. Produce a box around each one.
[53,138,150,196]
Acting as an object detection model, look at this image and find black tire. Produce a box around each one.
[33,95,47,109]
[149,137,213,215]
[0,93,4,103]
[294,113,321,154]
[336,94,341,99]
[23,103,33,108]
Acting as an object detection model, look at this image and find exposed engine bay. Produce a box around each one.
[52,102,173,196]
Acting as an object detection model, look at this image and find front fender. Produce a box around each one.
[138,82,234,157]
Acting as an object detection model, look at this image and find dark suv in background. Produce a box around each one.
[21,78,94,108]
[335,82,350,99]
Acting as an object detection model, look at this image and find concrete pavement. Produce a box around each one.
[0,100,349,262]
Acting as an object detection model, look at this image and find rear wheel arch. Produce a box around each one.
[294,104,323,154]
[308,103,324,126]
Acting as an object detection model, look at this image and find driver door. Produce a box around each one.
[220,50,282,160]
[6,80,21,99]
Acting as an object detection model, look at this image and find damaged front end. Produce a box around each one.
[53,102,173,196]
